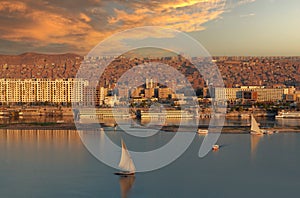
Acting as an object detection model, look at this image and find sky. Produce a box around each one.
[0,0,299,56]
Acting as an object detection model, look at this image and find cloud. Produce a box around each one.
[107,0,227,32]
[0,1,105,54]
[240,13,255,18]
[0,1,27,13]
[0,0,255,54]
[80,13,92,22]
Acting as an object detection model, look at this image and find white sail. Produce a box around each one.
[119,140,136,173]
[251,114,262,134]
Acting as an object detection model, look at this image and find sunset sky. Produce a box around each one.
[0,0,299,56]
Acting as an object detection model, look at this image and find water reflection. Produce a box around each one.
[119,176,135,198]
[0,129,82,150]
[276,118,300,127]
[1,129,300,197]
[0,115,279,126]
[250,135,263,157]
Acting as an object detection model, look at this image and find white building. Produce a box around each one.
[0,78,88,104]
[212,86,291,102]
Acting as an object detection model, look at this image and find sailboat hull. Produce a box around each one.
[250,131,263,136]
[114,172,135,176]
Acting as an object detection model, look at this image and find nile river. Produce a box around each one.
[0,127,300,198]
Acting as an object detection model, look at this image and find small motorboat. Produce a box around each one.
[212,145,219,151]
[197,129,208,135]
[261,129,274,135]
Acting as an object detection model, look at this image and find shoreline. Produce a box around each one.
[1,122,300,133]
[0,123,77,130]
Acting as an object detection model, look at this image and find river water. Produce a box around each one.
[1,115,299,128]
[0,128,299,198]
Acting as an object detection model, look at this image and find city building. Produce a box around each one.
[83,86,97,106]
[212,86,293,102]
[144,88,155,98]
[0,78,88,104]
[158,87,172,99]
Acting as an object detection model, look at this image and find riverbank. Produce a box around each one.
[0,122,77,130]
[1,122,300,133]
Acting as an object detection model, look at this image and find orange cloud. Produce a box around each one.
[0,1,105,53]
[80,13,92,22]
[0,1,26,13]
[108,0,227,32]
[0,0,255,54]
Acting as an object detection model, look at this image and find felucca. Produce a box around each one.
[250,114,263,135]
[114,139,136,176]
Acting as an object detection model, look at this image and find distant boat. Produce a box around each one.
[239,114,250,119]
[212,145,219,151]
[197,129,208,135]
[250,114,264,136]
[275,111,300,119]
[114,139,136,176]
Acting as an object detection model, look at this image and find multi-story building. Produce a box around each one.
[83,86,97,106]
[158,87,172,99]
[130,87,144,98]
[145,88,155,98]
[118,87,129,99]
[0,78,88,104]
[212,87,237,102]
[212,86,292,102]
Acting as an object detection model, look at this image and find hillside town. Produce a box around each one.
[1,53,299,88]
[0,53,300,119]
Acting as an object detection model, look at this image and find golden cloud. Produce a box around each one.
[0,0,255,54]
[108,0,227,32]
[80,13,92,22]
[0,1,105,53]
[0,1,27,13]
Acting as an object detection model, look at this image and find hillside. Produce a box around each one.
[0,53,82,79]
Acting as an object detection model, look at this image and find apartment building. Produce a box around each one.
[0,78,88,104]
